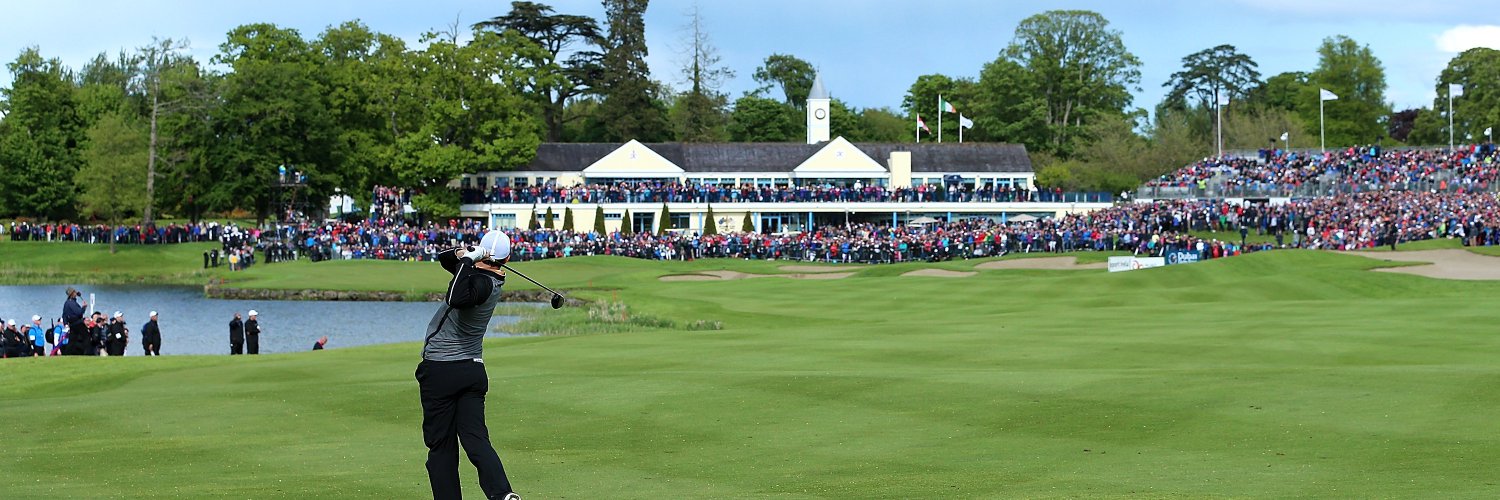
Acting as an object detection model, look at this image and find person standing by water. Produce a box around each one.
[141,311,162,356]
[62,287,86,355]
[229,313,244,355]
[106,312,128,356]
[245,310,261,355]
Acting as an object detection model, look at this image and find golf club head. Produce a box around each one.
[550,294,564,309]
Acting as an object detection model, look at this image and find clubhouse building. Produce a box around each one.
[458,75,1111,233]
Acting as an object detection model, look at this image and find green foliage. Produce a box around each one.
[528,207,540,230]
[1410,48,1500,146]
[902,74,977,141]
[997,10,1141,157]
[657,202,670,234]
[620,208,634,236]
[77,112,149,223]
[544,206,556,229]
[594,205,606,234]
[856,107,912,142]
[593,0,671,142]
[474,1,604,142]
[0,47,87,220]
[1253,71,1308,112]
[1163,44,1261,111]
[562,207,575,231]
[703,205,718,236]
[410,189,459,219]
[741,211,755,232]
[1302,35,1389,147]
[728,96,797,142]
[752,53,815,106]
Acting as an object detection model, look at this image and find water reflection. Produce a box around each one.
[0,285,525,355]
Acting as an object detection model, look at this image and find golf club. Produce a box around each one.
[501,264,565,309]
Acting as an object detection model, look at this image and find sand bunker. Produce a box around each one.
[659,270,855,282]
[974,256,1107,271]
[779,265,861,273]
[1341,249,1500,281]
[901,269,977,278]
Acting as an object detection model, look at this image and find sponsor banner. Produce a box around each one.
[1108,256,1167,273]
[1165,251,1201,265]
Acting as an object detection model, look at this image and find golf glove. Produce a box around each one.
[464,245,489,262]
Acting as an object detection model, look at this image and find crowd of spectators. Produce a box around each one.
[457,180,1094,205]
[1145,145,1500,197]
[8,221,227,244]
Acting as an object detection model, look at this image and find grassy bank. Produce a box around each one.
[2,250,1499,498]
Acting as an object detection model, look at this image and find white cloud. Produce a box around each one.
[1436,25,1500,53]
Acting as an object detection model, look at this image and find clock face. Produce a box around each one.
[814,108,827,120]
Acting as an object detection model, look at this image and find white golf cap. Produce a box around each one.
[114,311,123,318]
[32,315,41,322]
[478,230,512,260]
[5,319,12,326]
[248,310,258,316]
[150,311,158,317]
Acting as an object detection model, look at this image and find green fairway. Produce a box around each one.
[3,250,1500,498]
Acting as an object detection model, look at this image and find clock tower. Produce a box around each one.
[806,72,830,144]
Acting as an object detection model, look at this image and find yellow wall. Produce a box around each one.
[888,152,912,188]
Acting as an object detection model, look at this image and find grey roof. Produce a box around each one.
[808,73,829,100]
[510,142,1031,174]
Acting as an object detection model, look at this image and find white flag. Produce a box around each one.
[1450,83,1464,97]
[1216,89,1229,106]
[958,114,974,129]
[1486,127,1493,137]
[1280,132,1289,142]
[1320,88,1338,101]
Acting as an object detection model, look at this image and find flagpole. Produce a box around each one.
[914,109,919,143]
[1216,89,1223,158]
[1448,85,1455,152]
[937,94,943,144]
[1319,95,1325,154]
[959,119,964,143]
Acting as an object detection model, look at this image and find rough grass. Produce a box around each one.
[2,250,1499,498]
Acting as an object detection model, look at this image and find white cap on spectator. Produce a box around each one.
[5,319,12,326]
[32,315,41,322]
[114,311,123,318]
[150,311,158,317]
[248,310,258,316]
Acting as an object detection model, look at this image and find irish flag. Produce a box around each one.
[940,97,957,114]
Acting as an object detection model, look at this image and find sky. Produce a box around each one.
[4,0,1500,117]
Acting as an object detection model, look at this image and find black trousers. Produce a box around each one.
[247,335,259,354]
[230,341,243,355]
[416,359,512,499]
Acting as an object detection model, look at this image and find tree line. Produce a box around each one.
[1,3,1497,223]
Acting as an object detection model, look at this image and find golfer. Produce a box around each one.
[416,230,519,500]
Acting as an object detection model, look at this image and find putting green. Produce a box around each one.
[2,249,1499,498]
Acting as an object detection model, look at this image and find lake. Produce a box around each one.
[0,285,529,355]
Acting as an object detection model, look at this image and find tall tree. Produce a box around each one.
[1302,35,1388,147]
[1252,71,1309,112]
[475,1,604,141]
[77,111,148,252]
[392,28,545,196]
[213,24,338,222]
[974,57,1048,147]
[592,0,671,142]
[1163,45,1261,110]
[0,48,87,219]
[671,2,733,142]
[902,74,976,142]
[752,54,815,106]
[857,107,912,142]
[998,10,1141,157]
[136,37,192,224]
[727,96,796,142]
[1411,48,1500,146]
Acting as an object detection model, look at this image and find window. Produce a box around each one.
[631,212,655,234]
[490,213,517,229]
[604,212,623,221]
[477,176,488,189]
[514,177,529,188]
[670,213,690,230]
[461,177,472,189]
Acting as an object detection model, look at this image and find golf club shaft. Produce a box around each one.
[501,264,563,297]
